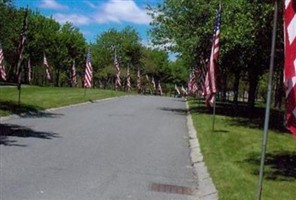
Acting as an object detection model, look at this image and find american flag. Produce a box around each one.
[16,8,28,83]
[136,68,141,90]
[151,77,156,90]
[126,66,131,91]
[174,84,180,95]
[0,43,7,81]
[71,59,77,86]
[114,53,121,89]
[84,48,92,88]
[181,86,187,96]
[145,74,149,82]
[284,0,296,136]
[28,57,32,82]
[43,53,51,80]
[188,68,198,95]
[198,61,207,95]
[203,3,221,106]
[157,81,163,95]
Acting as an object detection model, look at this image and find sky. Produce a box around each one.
[14,0,162,45]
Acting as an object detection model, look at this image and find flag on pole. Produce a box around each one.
[151,77,156,90]
[157,81,163,95]
[197,61,207,95]
[181,86,187,96]
[114,53,121,89]
[16,8,28,83]
[203,3,222,106]
[0,43,7,81]
[188,68,198,94]
[84,48,92,88]
[126,66,131,91]
[284,0,296,136]
[136,68,141,91]
[43,53,51,80]
[174,84,180,95]
[71,59,77,86]
[28,57,32,82]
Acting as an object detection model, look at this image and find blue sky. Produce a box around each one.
[14,0,161,45]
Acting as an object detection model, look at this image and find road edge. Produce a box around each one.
[186,101,218,200]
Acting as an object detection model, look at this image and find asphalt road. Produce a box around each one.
[0,96,199,200]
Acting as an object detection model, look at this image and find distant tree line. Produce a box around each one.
[0,1,188,93]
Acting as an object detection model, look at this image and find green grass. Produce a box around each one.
[188,98,296,200]
[0,86,126,116]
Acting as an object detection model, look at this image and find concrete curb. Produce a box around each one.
[0,96,122,122]
[186,101,218,200]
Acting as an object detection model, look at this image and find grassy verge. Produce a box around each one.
[0,86,126,116]
[188,98,296,200]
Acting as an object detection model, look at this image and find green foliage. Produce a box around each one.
[148,0,282,108]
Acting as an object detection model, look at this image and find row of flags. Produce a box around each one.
[1,43,159,92]
[186,1,296,136]
[187,3,221,106]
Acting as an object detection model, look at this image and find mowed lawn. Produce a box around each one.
[188,99,296,200]
[0,86,126,116]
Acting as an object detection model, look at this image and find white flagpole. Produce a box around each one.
[256,1,278,199]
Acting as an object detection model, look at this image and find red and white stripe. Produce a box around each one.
[136,69,141,90]
[175,84,180,95]
[43,54,51,80]
[0,44,7,81]
[188,69,198,94]
[181,86,187,96]
[126,66,131,91]
[28,57,32,82]
[114,55,121,89]
[157,81,163,95]
[203,3,221,106]
[284,0,296,136]
[71,60,77,86]
[84,49,92,88]
[151,77,156,90]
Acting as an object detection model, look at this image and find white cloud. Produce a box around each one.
[53,13,90,25]
[93,0,151,24]
[39,0,68,10]
[83,0,97,9]
[46,0,151,26]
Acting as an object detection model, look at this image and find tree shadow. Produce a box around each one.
[159,107,187,115]
[188,99,288,133]
[245,151,296,181]
[0,100,42,114]
[0,123,60,146]
[0,100,63,118]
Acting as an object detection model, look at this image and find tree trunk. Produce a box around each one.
[248,73,259,109]
[55,68,60,87]
[274,68,284,109]
[233,71,240,104]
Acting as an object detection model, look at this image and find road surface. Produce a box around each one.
[1,96,199,200]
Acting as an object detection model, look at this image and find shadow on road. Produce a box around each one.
[0,123,60,146]
[159,107,187,115]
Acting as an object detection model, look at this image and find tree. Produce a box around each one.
[91,27,143,88]
[148,0,280,108]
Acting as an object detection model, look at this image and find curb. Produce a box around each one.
[186,101,218,200]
